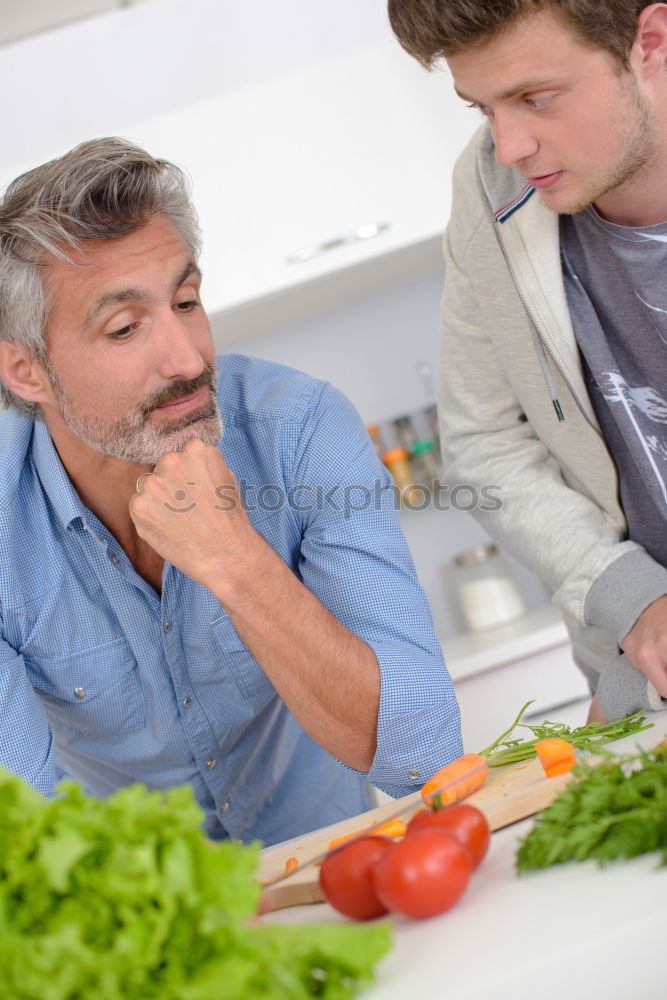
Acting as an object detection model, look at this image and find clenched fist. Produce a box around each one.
[128,439,263,593]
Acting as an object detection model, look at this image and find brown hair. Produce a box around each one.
[387,1,655,69]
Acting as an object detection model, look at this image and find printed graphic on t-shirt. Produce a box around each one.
[599,371,667,503]
[635,291,667,347]
[561,208,667,565]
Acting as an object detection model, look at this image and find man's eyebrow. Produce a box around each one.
[455,78,559,104]
[82,260,202,330]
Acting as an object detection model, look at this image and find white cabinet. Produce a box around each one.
[129,42,478,343]
[442,606,592,752]
[0,5,480,344]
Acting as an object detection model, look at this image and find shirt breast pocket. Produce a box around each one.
[23,638,145,740]
[209,615,273,702]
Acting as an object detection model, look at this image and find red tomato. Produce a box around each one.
[318,836,392,920]
[372,830,472,919]
[407,804,490,869]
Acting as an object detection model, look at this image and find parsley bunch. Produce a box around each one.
[516,746,667,871]
[0,768,390,999]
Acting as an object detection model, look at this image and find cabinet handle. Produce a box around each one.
[286,221,390,264]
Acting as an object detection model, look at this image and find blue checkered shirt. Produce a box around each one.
[0,354,461,846]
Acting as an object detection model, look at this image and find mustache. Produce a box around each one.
[140,363,216,415]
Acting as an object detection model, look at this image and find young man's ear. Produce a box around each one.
[633,3,667,82]
[0,341,51,406]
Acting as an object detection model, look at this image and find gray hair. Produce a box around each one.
[0,137,201,415]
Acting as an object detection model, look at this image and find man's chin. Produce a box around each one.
[537,186,594,216]
[158,413,224,454]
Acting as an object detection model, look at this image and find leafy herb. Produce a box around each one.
[0,768,390,999]
[479,700,652,768]
[515,746,667,871]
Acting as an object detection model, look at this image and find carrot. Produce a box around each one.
[420,753,488,809]
[327,817,407,853]
[283,856,299,875]
[535,737,576,777]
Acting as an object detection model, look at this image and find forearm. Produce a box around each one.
[204,532,380,771]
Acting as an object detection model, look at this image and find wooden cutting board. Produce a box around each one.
[259,756,583,910]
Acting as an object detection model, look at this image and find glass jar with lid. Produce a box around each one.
[452,543,527,632]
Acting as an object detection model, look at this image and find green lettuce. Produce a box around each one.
[0,768,390,999]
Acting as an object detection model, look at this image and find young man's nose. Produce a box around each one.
[492,114,540,170]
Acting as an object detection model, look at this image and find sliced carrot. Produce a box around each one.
[535,737,576,777]
[420,753,488,808]
[327,817,407,853]
[283,856,299,875]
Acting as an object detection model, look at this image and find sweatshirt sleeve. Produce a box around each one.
[597,652,666,720]
[584,549,667,643]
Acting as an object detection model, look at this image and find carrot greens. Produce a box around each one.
[479,700,652,768]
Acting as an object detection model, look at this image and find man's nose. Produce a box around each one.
[492,113,539,170]
[157,309,206,381]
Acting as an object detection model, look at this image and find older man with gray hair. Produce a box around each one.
[0,137,461,845]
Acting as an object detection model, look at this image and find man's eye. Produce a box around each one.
[466,101,492,117]
[525,96,553,110]
[108,323,136,340]
[176,299,199,312]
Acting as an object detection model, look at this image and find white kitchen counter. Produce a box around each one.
[442,604,569,684]
[266,710,667,1000]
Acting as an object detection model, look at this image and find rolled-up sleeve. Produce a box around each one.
[292,381,463,797]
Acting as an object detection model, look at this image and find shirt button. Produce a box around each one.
[163,622,172,633]
[206,759,217,770]
[110,553,120,564]
[182,697,191,709]
[219,802,229,814]
[74,687,85,699]
[407,769,420,780]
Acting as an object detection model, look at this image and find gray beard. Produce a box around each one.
[44,362,224,464]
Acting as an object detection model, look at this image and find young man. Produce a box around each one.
[388,1,667,721]
[0,138,461,845]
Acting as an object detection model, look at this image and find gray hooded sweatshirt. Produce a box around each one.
[439,123,667,720]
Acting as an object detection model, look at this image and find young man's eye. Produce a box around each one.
[466,101,492,117]
[525,96,553,110]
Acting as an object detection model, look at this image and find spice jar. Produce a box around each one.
[453,544,527,632]
[383,447,421,507]
[410,438,440,486]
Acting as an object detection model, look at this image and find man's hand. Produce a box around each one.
[128,438,380,772]
[128,438,263,593]
[622,594,667,698]
[586,690,608,725]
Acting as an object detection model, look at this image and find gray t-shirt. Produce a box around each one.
[561,209,667,569]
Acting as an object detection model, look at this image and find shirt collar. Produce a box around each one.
[30,418,89,531]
